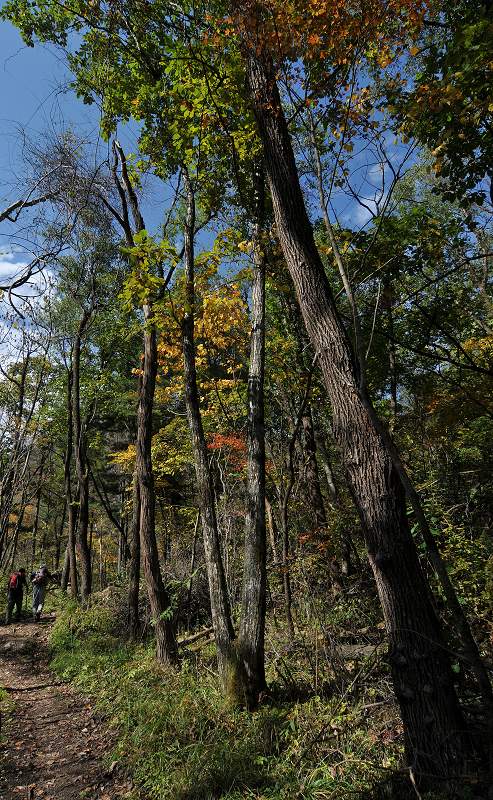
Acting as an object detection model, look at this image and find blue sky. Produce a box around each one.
[0,18,84,278]
[0,9,410,292]
[0,16,174,284]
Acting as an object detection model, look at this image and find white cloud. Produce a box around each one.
[0,260,30,282]
[0,250,31,282]
[341,202,374,229]
[0,251,17,262]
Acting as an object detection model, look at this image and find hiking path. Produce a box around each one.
[0,617,136,800]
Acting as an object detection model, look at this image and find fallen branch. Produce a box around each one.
[178,627,214,647]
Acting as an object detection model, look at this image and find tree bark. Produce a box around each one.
[127,470,141,639]
[136,308,177,663]
[186,510,201,630]
[238,167,268,708]
[62,366,78,598]
[54,499,67,573]
[244,47,468,786]
[72,319,92,600]
[181,171,236,689]
[265,496,279,564]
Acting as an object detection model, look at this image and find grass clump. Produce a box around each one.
[49,598,408,800]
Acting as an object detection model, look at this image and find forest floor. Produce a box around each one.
[0,615,136,800]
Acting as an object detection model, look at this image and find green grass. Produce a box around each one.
[48,599,412,800]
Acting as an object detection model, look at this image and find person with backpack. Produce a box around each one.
[5,568,27,624]
[31,564,51,622]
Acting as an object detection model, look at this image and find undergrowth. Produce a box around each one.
[48,597,410,800]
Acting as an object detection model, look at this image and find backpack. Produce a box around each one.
[8,572,20,591]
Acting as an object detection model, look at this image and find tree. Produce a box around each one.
[389,0,493,207]
[3,0,488,785]
[111,144,178,663]
[237,15,470,787]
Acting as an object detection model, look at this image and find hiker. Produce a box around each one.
[31,565,51,622]
[5,568,27,624]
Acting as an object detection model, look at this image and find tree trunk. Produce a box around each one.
[61,546,70,591]
[55,499,67,572]
[186,510,201,631]
[127,470,141,639]
[244,48,468,786]
[279,490,295,639]
[72,323,92,600]
[118,481,129,574]
[109,139,176,662]
[30,468,44,570]
[239,167,268,708]
[136,311,177,663]
[265,497,279,565]
[0,351,30,564]
[62,366,78,597]
[181,172,236,690]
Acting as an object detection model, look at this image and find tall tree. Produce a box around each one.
[72,309,93,600]
[181,170,236,687]
[110,143,178,663]
[238,166,268,705]
[239,26,469,787]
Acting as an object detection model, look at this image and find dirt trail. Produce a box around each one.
[0,617,136,800]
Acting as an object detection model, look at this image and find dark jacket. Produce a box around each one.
[8,572,27,596]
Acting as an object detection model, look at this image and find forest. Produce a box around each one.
[0,0,491,798]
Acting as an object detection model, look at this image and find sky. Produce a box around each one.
[0,18,95,275]
[0,8,408,295]
[0,15,173,287]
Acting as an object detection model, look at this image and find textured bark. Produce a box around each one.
[265,497,279,564]
[245,48,468,785]
[127,471,141,640]
[186,511,201,631]
[54,499,67,573]
[72,322,92,600]
[239,173,268,707]
[181,173,236,687]
[62,366,78,598]
[137,309,177,663]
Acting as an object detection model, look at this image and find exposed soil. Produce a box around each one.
[0,615,136,800]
